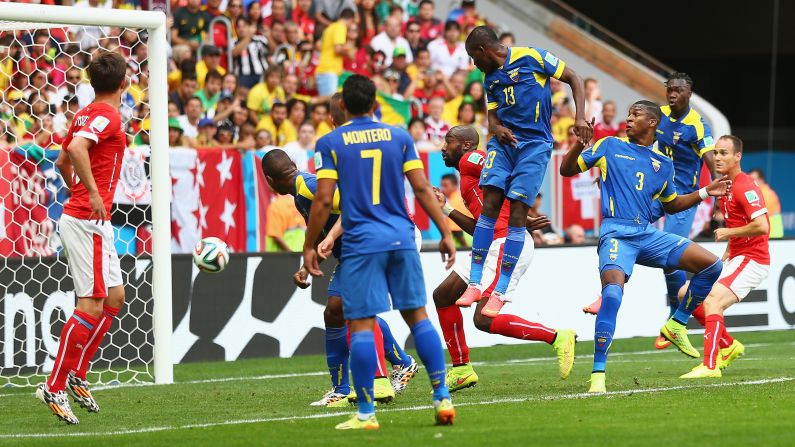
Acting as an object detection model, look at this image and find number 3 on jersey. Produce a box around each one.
[360,149,382,205]
[484,150,496,169]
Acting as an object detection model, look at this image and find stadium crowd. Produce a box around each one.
[1,0,779,251]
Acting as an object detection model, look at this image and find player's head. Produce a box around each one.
[329,92,347,127]
[714,135,743,176]
[261,148,298,194]
[625,100,661,141]
[87,51,127,94]
[465,26,502,74]
[341,74,376,117]
[665,72,693,113]
[441,125,480,168]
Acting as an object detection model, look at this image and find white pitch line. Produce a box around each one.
[2,377,792,439]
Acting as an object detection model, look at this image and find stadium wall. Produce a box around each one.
[3,241,794,371]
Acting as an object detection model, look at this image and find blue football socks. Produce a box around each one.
[494,226,525,295]
[593,283,623,373]
[325,325,349,394]
[349,330,377,417]
[411,319,450,401]
[664,270,687,317]
[469,215,496,286]
[672,259,722,325]
[377,317,411,368]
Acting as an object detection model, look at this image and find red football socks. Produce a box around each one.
[703,314,725,369]
[692,304,706,327]
[437,305,470,365]
[75,305,121,380]
[489,314,557,344]
[47,310,98,393]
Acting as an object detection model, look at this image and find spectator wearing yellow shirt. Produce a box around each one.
[315,8,356,96]
[441,70,467,125]
[256,103,297,146]
[750,168,784,238]
[246,66,286,122]
[266,193,306,252]
[440,173,472,248]
[196,46,227,89]
[310,102,333,140]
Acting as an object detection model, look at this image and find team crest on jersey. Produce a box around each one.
[745,190,760,204]
[467,152,484,165]
[313,152,323,169]
[90,116,110,133]
[507,68,520,82]
[650,157,661,172]
[672,131,682,144]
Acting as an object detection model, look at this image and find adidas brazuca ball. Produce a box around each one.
[193,237,230,273]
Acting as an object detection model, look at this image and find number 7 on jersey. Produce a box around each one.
[360,149,382,205]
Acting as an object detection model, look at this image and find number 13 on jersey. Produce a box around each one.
[360,149,382,205]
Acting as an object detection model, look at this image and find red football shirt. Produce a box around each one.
[458,149,510,239]
[719,171,770,264]
[62,102,126,220]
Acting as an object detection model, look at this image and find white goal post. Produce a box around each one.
[0,3,173,385]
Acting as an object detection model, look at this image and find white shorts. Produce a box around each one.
[717,255,769,301]
[59,214,122,298]
[453,232,534,302]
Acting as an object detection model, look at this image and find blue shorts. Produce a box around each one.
[598,219,692,280]
[480,138,552,206]
[651,200,698,238]
[327,263,341,298]
[338,249,427,320]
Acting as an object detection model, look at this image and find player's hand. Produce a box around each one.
[714,227,731,242]
[293,266,311,289]
[439,235,456,269]
[573,118,594,145]
[493,125,517,147]
[526,215,551,231]
[432,186,446,206]
[317,235,334,260]
[88,192,107,224]
[303,247,323,277]
[706,175,732,197]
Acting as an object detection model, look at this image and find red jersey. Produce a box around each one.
[458,150,510,238]
[719,172,770,264]
[62,102,126,220]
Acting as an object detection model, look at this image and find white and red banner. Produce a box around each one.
[114,145,152,206]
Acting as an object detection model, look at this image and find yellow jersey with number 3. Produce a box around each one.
[315,116,423,257]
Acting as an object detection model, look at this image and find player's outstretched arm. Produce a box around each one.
[67,136,105,222]
[559,66,593,144]
[663,175,731,214]
[407,169,456,269]
[714,215,769,242]
[558,135,589,177]
[433,186,477,235]
[303,177,336,276]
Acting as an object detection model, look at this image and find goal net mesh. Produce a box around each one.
[0,22,155,387]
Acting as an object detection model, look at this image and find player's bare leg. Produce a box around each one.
[681,283,742,378]
[434,273,478,392]
[660,244,722,358]
[458,186,505,307]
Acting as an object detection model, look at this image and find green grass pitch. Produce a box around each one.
[2,330,794,446]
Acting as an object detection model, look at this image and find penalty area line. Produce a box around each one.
[1,377,792,439]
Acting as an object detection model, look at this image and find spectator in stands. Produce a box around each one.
[212,92,235,123]
[409,117,436,152]
[440,173,471,248]
[499,31,515,47]
[265,0,290,28]
[178,96,203,140]
[246,2,265,35]
[464,80,486,122]
[410,0,443,45]
[232,17,271,89]
[593,100,618,141]
[282,122,315,171]
[195,70,223,115]
[269,21,289,55]
[196,46,226,90]
[404,21,424,58]
[428,21,469,77]
[344,23,370,75]
[315,8,356,96]
[168,117,186,147]
[311,102,333,140]
[168,100,180,118]
[247,66,285,121]
[205,0,224,17]
[286,98,308,131]
[172,0,210,51]
[412,69,446,113]
[215,123,236,145]
[558,124,579,151]
[749,168,784,238]
[455,0,489,35]
[424,97,449,144]
[406,47,431,82]
[616,121,627,138]
[257,102,296,146]
[565,224,586,244]
[371,17,413,66]
[552,99,575,146]
[195,118,219,147]
[456,102,479,133]
[293,0,316,38]
[266,191,307,252]
[315,0,356,32]
[390,48,412,95]
[381,69,404,99]
[441,70,466,124]
[255,129,274,149]
[357,0,379,47]
[169,73,199,115]
[167,48,195,91]
[224,1,245,35]
[584,77,603,124]
[221,73,238,97]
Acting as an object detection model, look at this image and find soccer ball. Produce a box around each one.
[193,237,230,273]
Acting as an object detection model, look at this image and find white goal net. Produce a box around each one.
[0,5,172,387]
